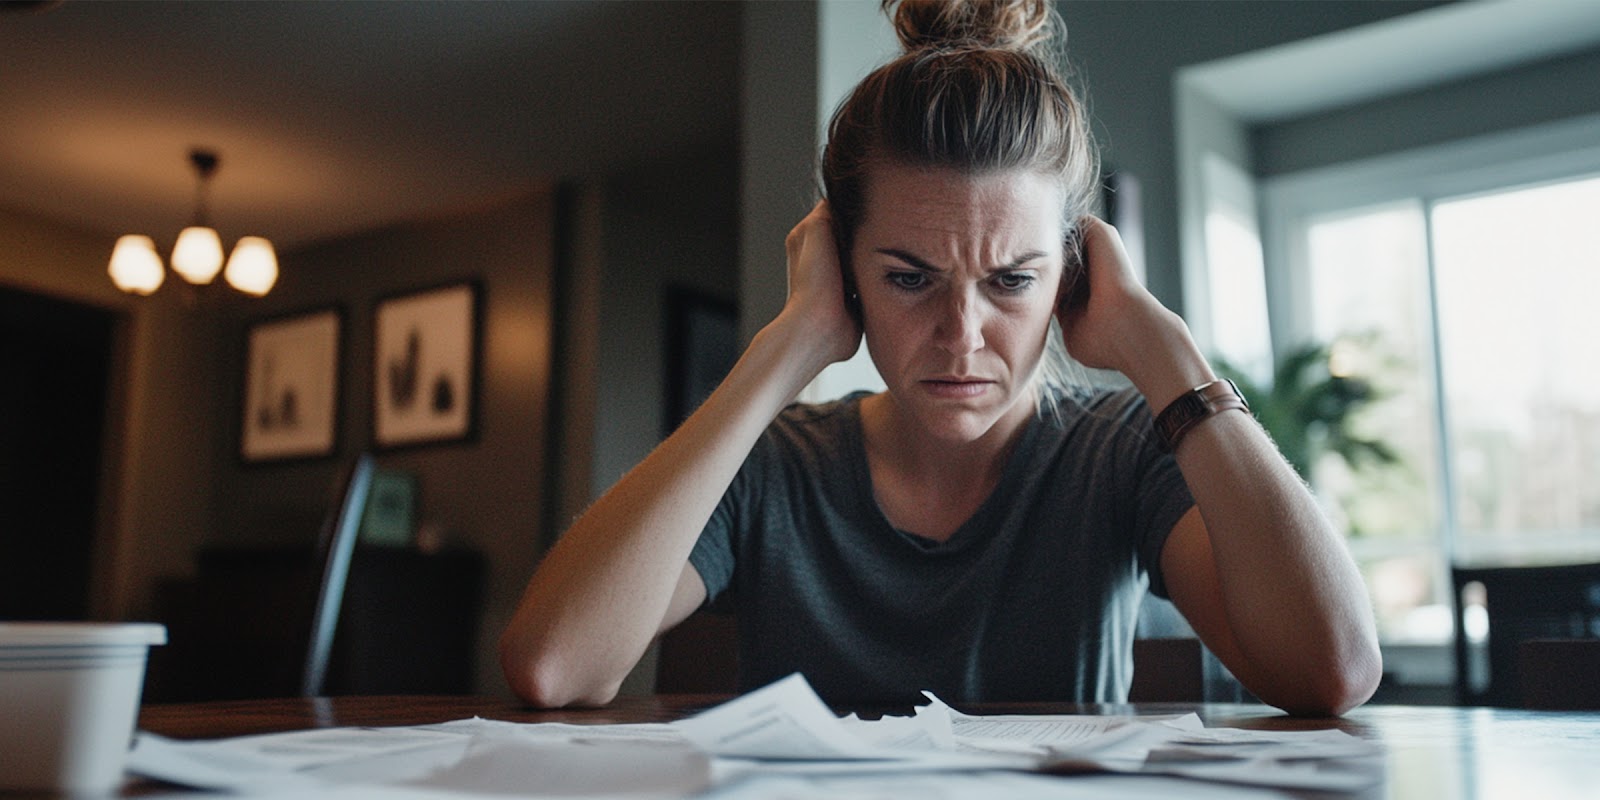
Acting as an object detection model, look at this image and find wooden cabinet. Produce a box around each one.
[149,545,484,701]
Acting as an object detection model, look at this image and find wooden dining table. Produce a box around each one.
[129,694,1600,799]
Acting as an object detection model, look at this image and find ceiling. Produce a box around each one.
[0,0,740,252]
[1185,0,1600,123]
[9,1,1600,259]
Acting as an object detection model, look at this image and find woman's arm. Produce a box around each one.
[499,204,859,707]
[1061,218,1382,716]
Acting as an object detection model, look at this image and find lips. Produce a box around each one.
[920,377,993,398]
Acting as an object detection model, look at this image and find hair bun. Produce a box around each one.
[888,0,1054,55]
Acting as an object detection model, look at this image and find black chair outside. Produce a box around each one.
[1451,562,1600,707]
[1518,638,1600,710]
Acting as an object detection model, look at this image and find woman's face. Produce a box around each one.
[851,163,1065,443]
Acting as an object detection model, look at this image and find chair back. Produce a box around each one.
[1519,638,1600,710]
[1451,562,1600,706]
[656,610,738,694]
[302,453,375,697]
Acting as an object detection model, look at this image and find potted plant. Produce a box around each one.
[1215,341,1397,481]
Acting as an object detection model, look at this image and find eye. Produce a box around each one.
[886,271,928,292]
[993,272,1036,294]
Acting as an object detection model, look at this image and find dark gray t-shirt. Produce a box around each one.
[686,386,1193,705]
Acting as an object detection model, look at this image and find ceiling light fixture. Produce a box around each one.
[108,148,278,298]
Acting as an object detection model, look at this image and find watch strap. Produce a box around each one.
[1154,378,1249,452]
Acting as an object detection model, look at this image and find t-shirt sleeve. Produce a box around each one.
[1121,392,1195,600]
[686,431,770,607]
[687,493,737,607]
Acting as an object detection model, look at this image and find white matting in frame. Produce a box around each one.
[241,308,341,462]
[373,282,478,448]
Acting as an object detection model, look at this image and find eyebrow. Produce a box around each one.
[876,248,1050,273]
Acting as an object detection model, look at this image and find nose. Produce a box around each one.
[933,287,984,356]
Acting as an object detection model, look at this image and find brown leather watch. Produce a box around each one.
[1154,378,1249,452]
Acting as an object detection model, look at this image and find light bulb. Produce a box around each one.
[107,235,165,295]
[171,226,224,284]
[224,236,278,297]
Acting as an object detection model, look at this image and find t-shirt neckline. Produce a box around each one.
[845,394,1044,554]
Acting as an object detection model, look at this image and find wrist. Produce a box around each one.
[750,314,845,397]
[1114,308,1216,411]
[1153,378,1250,452]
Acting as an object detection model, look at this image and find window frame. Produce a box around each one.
[1257,114,1600,657]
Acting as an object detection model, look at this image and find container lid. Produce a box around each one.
[0,622,167,647]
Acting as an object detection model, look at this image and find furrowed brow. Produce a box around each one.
[876,248,939,272]
[995,251,1050,272]
[875,248,1051,272]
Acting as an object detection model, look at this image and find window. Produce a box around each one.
[1262,117,1600,645]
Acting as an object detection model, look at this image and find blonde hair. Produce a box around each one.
[821,0,1100,414]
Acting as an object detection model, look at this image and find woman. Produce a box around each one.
[500,0,1380,716]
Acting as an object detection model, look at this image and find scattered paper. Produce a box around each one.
[672,675,1030,773]
[404,728,711,797]
[673,674,885,760]
[129,726,478,792]
[129,673,1383,797]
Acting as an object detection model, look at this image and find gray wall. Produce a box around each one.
[1052,0,1444,314]
[1254,46,1600,177]
[738,0,821,346]
[592,149,741,497]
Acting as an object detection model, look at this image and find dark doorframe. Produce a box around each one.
[0,286,117,620]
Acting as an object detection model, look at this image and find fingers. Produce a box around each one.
[775,201,861,365]
[1062,216,1139,305]
[786,201,828,257]
[1078,216,1132,273]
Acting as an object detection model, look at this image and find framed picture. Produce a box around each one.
[373,281,480,448]
[663,286,737,436]
[240,307,342,463]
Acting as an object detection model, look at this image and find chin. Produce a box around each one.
[909,400,1009,444]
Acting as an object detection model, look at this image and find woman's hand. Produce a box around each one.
[775,201,862,368]
[1055,217,1171,372]
[1055,217,1212,409]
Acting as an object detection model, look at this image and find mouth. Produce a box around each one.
[920,378,994,399]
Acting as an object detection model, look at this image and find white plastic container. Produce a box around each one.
[0,622,166,793]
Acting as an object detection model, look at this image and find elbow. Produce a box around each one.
[498,629,620,709]
[1277,641,1383,717]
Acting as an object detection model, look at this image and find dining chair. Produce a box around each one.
[655,609,738,694]
[302,453,376,697]
[1451,562,1600,707]
[1518,638,1600,710]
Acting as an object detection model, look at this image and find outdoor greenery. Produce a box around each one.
[1215,341,1398,482]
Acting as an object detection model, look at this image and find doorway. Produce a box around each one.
[0,286,116,619]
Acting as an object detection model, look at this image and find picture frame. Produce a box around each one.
[663,285,737,436]
[373,281,481,449]
[240,307,343,463]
